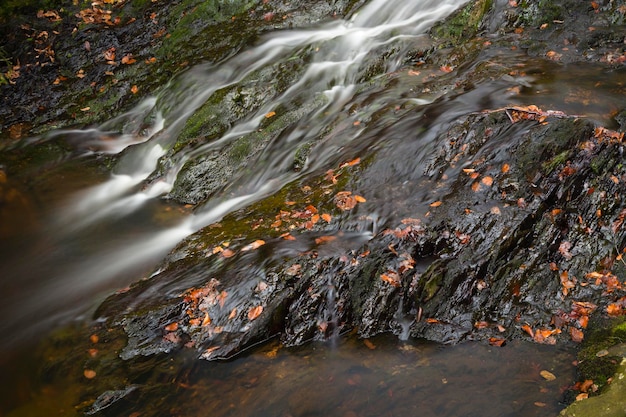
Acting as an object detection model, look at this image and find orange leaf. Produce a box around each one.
[426,318,440,324]
[481,176,493,187]
[440,65,453,73]
[430,201,442,207]
[265,111,276,118]
[164,322,179,332]
[131,85,139,94]
[607,303,622,316]
[121,54,136,64]
[501,163,510,173]
[242,239,265,251]
[221,248,235,258]
[380,273,401,287]
[521,324,534,338]
[474,321,490,329]
[354,195,366,203]
[489,337,506,347]
[83,369,97,379]
[248,305,263,320]
[321,213,332,223]
[340,157,361,168]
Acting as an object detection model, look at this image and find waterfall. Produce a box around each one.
[0,0,467,347]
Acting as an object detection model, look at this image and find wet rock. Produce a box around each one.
[94,108,626,364]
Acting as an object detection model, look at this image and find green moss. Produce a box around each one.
[431,0,494,45]
[542,149,571,174]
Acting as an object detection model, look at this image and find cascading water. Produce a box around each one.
[0,0,468,348]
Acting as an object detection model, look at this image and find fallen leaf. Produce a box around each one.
[481,176,493,187]
[440,65,453,73]
[84,369,97,379]
[430,201,442,207]
[363,339,376,350]
[340,157,360,168]
[248,305,263,320]
[121,54,136,64]
[131,85,139,94]
[90,334,99,344]
[315,235,337,245]
[241,239,265,251]
[540,370,556,381]
[521,324,534,338]
[221,248,235,258]
[489,337,506,347]
[570,327,584,343]
[265,111,276,118]
[321,213,332,223]
[354,195,366,203]
[164,322,178,332]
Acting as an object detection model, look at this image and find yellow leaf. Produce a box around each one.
[354,195,366,203]
[265,111,276,118]
[540,370,556,381]
[429,201,442,207]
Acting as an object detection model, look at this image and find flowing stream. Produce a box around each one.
[1,0,625,414]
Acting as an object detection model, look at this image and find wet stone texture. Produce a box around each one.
[95,109,626,362]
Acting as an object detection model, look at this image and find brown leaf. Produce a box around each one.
[570,327,584,343]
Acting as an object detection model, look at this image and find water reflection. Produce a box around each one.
[130,335,576,417]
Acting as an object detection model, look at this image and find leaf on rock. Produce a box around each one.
[248,305,263,321]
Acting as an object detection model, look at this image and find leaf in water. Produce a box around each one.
[321,213,332,223]
[440,65,453,73]
[130,85,139,94]
[265,111,276,118]
[540,370,556,381]
[202,312,211,326]
[228,308,238,320]
[380,271,401,287]
[84,369,97,379]
[501,163,510,173]
[429,201,442,207]
[248,305,263,321]
[221,248,235,258]
[363,339,376,350]
[241,239,265,251]
[315,235,337,245]
[340,157,361,168]
[481,176,493,187]
[354,195,366,203]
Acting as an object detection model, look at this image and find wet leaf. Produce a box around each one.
[265,111,276,118]
[248,305,263,321]
[440,65,453,73]
[221,248,235,258]
[228,308,238,320]
[570,327,584,343]
[315,235,337,245]
[380,271,401,287]
[84,369,97,379]
[430,201,442,207]
[540,370,556,381]
[241,239,265,251]
[121,54,136,64]
[489,337,506,347]
[164,322,178,332]
[354,195,366,203]
[363,339,376,350]
[202,312,211,326]
[340,157,360,168]
[481,176,493,186]
[521,324,534,338]
[321,213,332,223]
[90,334,99,344]
[130,85,139,94]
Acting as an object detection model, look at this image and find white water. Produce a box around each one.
[0,0,466,347]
